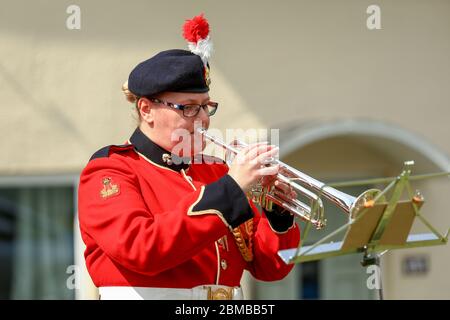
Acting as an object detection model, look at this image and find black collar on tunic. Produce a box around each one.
[129,127,190,172]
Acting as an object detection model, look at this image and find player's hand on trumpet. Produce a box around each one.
[227,142,280,193]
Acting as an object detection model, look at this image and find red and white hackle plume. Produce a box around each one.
[182,14,213,65]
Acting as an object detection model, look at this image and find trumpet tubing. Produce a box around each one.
[197,128,380,229]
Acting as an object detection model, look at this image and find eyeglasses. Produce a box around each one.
[148,98,218,118]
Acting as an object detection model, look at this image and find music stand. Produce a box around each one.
[278,161,449,300]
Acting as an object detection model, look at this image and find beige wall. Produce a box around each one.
[1,0,449,173]
[1,0,449,299]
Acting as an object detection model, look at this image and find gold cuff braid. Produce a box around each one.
[231,218,254,262]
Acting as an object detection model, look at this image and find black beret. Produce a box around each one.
[128,49,210,97]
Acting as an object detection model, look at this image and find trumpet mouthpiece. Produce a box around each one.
[196,127,207,134]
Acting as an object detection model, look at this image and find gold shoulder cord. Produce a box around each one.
[231,218,254,262]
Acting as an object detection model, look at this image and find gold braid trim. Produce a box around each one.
[231,218,254,262]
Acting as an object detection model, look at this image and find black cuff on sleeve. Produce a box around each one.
[264,204,295,233]
[192,174,253,229]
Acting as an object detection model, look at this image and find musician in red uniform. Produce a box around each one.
[77,14,300,300]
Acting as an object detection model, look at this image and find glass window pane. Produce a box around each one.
[0,186,75,299]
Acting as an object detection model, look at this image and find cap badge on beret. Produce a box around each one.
[182,14,213,88]
[204,66,211,87]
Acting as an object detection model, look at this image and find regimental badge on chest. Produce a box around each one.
[100,177,120,199]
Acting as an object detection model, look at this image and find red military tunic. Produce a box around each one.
[78,128,300,288]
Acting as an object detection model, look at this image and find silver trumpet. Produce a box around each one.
[198,128,381,230]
